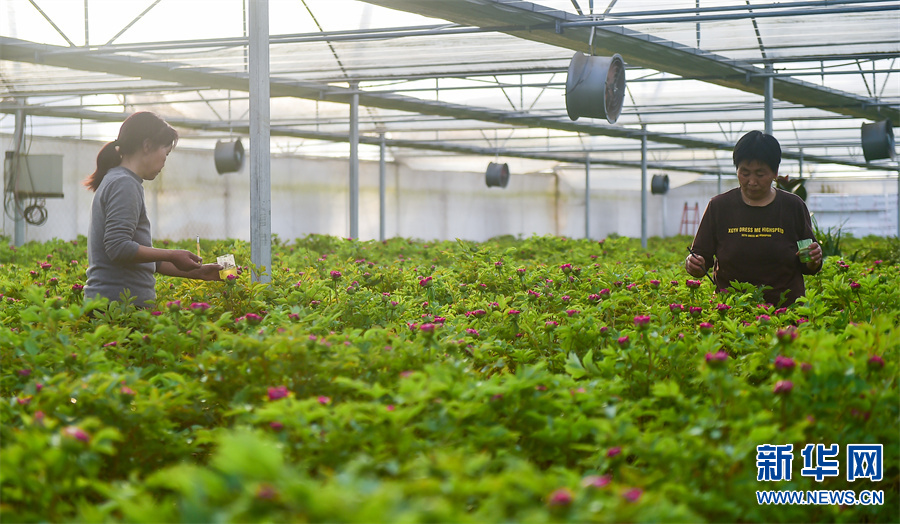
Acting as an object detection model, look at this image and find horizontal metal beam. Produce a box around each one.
[559,2,900,29]
[0,37,893,171]
[0,104,732,175]
[2,103,895,172]
[359,0,899,124]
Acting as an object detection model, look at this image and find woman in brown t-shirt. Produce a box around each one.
[685,131,823,306]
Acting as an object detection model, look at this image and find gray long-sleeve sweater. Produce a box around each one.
[84,167,158,307]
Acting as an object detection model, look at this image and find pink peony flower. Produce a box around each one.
[623,488,643,502]
[63,426,90,442]
[649,279,660,288]
[547,487,574,507]
[582,475,611,489]
[773,380,793,395]
[330,270,342,281]
[566,309,579,317]
[599,288,611,297]
[267,386,289,401]
[633,315,651,328]
[699,322,714,334]
[419,276,433,288]
[419,322,436,334]
[669,303,684,314]
[120,386,136,396]
[867,355,885,370]
[190,302,210,312]
[507,309,521,316]
[545,320,559,330]
[607,446,622,458]
[686,279,701,289]
[317,396,331,405]
[774,355,796,376]
[756,314,771,325]
[617,335,630,349]
[386,404,395,411]
[706,351,728,368]
[776,327,798,344]
[716,303,731,313]
[849,281,861,290]
[689,306,702,317]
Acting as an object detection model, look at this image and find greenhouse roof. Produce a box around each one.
[1,0,898,178]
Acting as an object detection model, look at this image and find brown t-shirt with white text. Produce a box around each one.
[691,188,819,306]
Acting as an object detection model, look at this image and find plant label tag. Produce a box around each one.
[217,254,237,279]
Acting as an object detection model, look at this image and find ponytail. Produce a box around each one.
[83,112,178,193]
[83,140,121,192]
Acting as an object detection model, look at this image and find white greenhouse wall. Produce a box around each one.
[2,135,898,243]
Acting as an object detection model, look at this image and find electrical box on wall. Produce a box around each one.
[3,152,64,198]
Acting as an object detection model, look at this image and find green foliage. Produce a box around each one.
[1,234,898,522]
[849,235,900,265]
[811,214,845,258]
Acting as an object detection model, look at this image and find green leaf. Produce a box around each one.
[564,351,586,379]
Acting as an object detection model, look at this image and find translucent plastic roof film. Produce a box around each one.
[1,0,898,177]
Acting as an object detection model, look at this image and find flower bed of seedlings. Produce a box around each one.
[1,234,897,523]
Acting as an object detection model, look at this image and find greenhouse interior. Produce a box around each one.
[2,0,898,246]
[2,1,899,523]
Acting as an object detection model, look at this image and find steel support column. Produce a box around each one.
[349,82,360,239]
[249,0,271,283]
[379,133,386,242]
[585,153,590,240]
[764,64,774,135]
[641,125,648,249]
[13,109,26,247]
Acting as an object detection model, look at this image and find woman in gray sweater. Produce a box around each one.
[83,111,223,307]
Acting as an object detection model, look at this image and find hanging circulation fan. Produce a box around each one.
[565,52,626,124]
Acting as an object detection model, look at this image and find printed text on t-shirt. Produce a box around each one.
[727,226,785,238]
